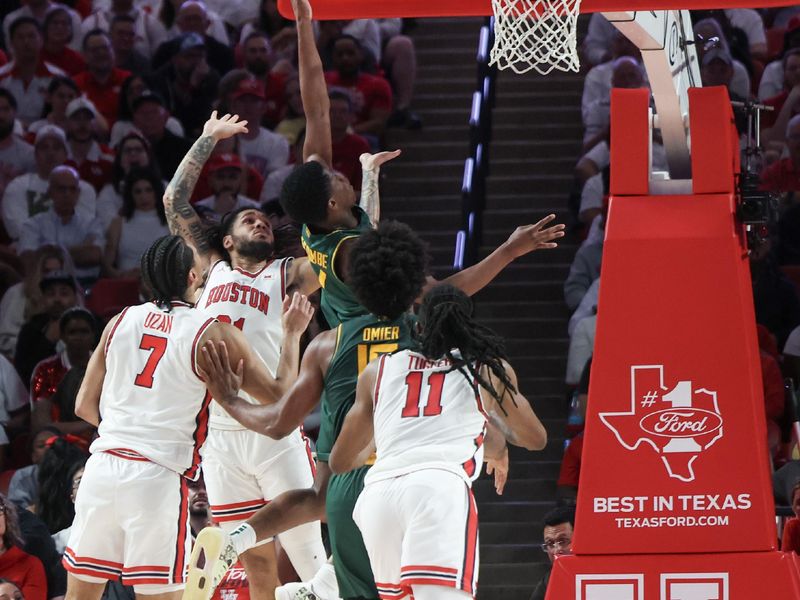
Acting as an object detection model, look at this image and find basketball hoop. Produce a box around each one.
[489,0,582,74]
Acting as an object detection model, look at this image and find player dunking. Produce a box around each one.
[162,111,354,597]
[63,235,312,600]
[329,283,547,600]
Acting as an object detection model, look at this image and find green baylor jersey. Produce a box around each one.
[300,206,372,327]
[315,312,416,461]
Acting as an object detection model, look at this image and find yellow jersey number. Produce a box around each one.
[357,342,398,374]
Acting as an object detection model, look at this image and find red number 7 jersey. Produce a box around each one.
[366,349,488,487]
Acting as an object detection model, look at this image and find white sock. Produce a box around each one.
[310,560,339,598]
[229,522,257,555]
[276,521,326,581]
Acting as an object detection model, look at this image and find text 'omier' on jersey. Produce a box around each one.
[195,258,301,437]
[366,349,488,487]
[90,302,216,480]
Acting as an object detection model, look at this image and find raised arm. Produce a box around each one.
[292,0,332,166]
[358,149,401,225]
[430,215,566,297]
[480,360,547,451]
[198,329,335,439]
[329,358,377,474]
[162,111,248,263]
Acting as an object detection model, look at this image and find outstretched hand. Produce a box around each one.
[486,446,509,495]
[360,149,401,171]
[290,0,313,20]
[203,111,248,141]
[198,341,243,404]
[282,292,315,336]
[503,214,566,259]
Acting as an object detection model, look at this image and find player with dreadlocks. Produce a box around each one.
[63,235,312,600]
[327,284,546,600]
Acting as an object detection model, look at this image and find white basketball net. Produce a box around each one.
[489,0,582,75]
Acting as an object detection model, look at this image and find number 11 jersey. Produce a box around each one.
[90,301,217,480]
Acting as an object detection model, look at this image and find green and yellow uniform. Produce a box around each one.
[317,312,416,599]
[301,206,372,327]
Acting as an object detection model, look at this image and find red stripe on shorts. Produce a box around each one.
[172,477,189,584]
[460,488,479,595]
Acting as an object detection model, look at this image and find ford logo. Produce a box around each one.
[639,408,722,438]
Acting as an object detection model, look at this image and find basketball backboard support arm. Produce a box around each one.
[602,10,701,182]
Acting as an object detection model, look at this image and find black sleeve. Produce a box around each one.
[17,509,67,597]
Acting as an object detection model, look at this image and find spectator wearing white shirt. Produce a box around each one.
[3,0,83,53]
[0,354,29,469]
[80,0,167,59]
[231,79,290,179]
[0,17,66,127]
[566,312,597,386]
[159,0,230,46]
[2,125,96,244]
[18,166,104,284]
[195,153,259,223]
[724,8,767,62]
[581,14,617,67]
[581,31,640,123]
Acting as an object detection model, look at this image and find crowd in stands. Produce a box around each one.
[554,9,800,592]
[0,1,424,597]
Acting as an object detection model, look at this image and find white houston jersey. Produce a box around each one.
[195,258,290,430]
[90,301,216,479]
[366,349,489,486]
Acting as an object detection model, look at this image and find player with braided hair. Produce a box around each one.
[63,235,313,600]
[328,284,546,600]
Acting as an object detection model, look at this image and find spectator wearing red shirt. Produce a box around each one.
[324,35,392,140]
[0,495,47,600]
[73,29,130,126]
[64,98,114,193]
[41,7,86,77]
[0,17,66,127]
[241,30,287,129]
[329,89,370,191]
[761,114,800,192]
[782,481,800,554]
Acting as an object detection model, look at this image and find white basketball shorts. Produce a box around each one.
[353,469,480,599]
[63,450,191,594]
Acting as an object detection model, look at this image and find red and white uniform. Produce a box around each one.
[64,301,215,592]
[354,350,488,599]
[196,259,323,579]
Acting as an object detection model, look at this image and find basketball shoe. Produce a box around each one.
[183,527,238,600]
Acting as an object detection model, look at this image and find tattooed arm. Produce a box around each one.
[163,111,248,264]
[358,149,401,225]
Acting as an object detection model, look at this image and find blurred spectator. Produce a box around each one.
[581,14,616,66]
[568,278,599,338]
[189,133,263,203]
[724,8,767,61]
[699,47,742,99]
[130,91,191,178]
[762,49,800,145]
[240,31,287,128]
[64,98,113,193]
[14,506,66,600]
[195,154,259,222]
[324,35,393,141]
[261,129,302,204]
[693,17,751,99]
[581,32,640,123]
[328,89,370,190]
[750,239,800,347]
[213,68,254,114]
[153,0,233,72]
[275,76,305,146]
[582,57,645,150]
[108,15,151,75]
[147,32,220,137]
[108,74,184,147]
[13,270,79,387]
[556,358,588,501]
[761,114,800,192]
[73,29,131,126]
[187,478,211,537]
[97,132,158,227]
[41,7,85,77]
[30,308,97,434]
[18,166,103,285]
[782,323,800,389]
[79,0,167,59]
[0,495,47,600]
[761,347,784,459]
[230,79,289,179]
[239,0,292,40]
[0,579,23,600]
[2,125,96,245]
[8,427,60,510]
[51,459,84,553]
[379,19,422,130]
[102,168,168,278]
[759,16,800,101]
[205,0,258,30]
[0,246,74,359]
[0,90,35,202]
[564,239,603,311]
[781,481,800,554]
[0,355,28,470]
[0,17,66,127]
[27,77,79,136]
[530,506,575,600]
[692,10,755,79]
[35,435,87,535]
[3,1,82,54]
[565,309,596,386]
[47,368,91,436]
